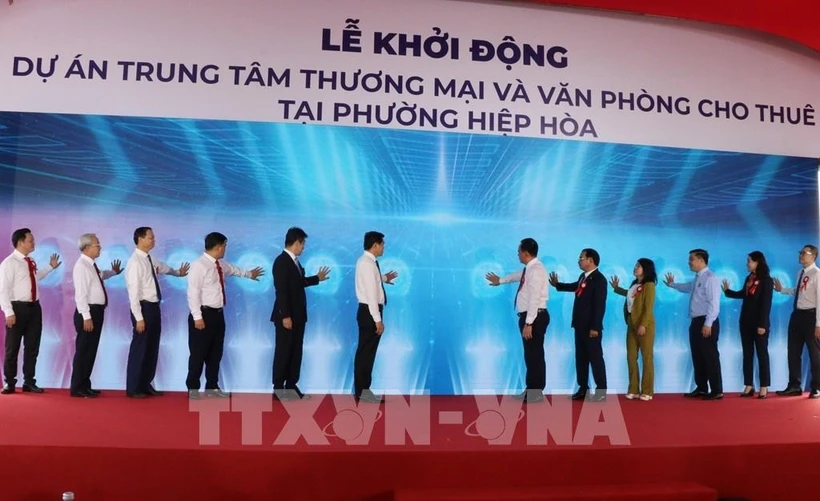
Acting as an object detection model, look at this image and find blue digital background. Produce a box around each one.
[0,111,817,395]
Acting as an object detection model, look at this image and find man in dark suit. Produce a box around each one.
[270,227,330,401]
[549,248,608,401]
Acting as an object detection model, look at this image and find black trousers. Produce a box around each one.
[739,323,770,387]
[186,308,226,390]
[126,301,161,394]
[3,301,42,387]
[787,309,820,391]
[519,310,549,391]
[689,316,722,393]
[272,319,306,390]
[70,305,105,393]
[574,326,607,391]
[354,303,383,397]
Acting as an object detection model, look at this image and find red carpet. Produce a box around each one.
[1,391,819,500]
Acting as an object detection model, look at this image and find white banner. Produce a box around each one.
[0,0,818,156]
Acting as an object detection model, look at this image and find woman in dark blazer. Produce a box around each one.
[722,250,773,398]
[610,258,657,401]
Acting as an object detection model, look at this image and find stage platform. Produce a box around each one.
[1,390,819,501]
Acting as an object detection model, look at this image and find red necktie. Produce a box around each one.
[514,267,526,309]
[24,257,36,302]
[94,262,108,307]
[216,260,226,306]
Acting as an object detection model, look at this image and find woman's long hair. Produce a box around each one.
[748,251,771,280]
[634,258,657,285]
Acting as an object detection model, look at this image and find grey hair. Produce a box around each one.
[78,233,98,251]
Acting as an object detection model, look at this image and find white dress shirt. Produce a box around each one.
[0,250,54,317]
[499,257,549,324]
[626,283,639,313]
[73,254,116,320]
[125,248,180,322]
[187,252,251,320]
[283,248,299,266]
[355,251,386,323]
[782,263,820,326]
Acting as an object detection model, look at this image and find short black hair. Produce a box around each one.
[519,238,538,257]
[205,232,227,251]
[11,228,31,248]
[803,245,819,257]
[363,231,385,251]
[133,227,152,245]
[582,248,600,266]
[690,248,709,265]
[285,227,308,247]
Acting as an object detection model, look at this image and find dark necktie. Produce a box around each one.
[94,262,108,307]
[794,269,805,310]
[24,257,37,302]
[147,254,162,301]
[216,260,226,306]
[375,260,387,305]
[514,267,526,310]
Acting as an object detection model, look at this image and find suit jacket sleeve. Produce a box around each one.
[637,282,656,328]
[723,287,744,299]
[591,273,607,331]
[612,285,627,297]
[759,277,773,330]
[555,280,579,292]
[272,256,292,319]
[304,274,320,287]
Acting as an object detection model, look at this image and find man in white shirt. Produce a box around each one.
[0,228,60,394]
[774,244,820,399]
[486,238,550,403]
[124,226,190,398]
[186,232,264,399]
[354,231,398,403]
[70,233,122,398]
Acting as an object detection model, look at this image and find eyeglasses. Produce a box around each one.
[799,251,814,256]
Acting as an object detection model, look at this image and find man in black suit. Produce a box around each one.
[549,248,608,401]
[270,227,330,401]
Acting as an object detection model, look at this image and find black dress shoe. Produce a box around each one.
[570,389,587,401]
[188,390,202,400]
[274,389,297,402]
[22,384,44,393]
[287,387,311,400]
[357,390,382,404]
[71,390,97,398]
[358,393,382,404]
[775,387,801,396]
[740,389,755,398]
[1,385,14,394]
[588,392,607,403]
[127,392,148,399]
[88,389,101,396]
[684,389,707,398]
[205,389,231,398]
[520,390,544,403]
[144,386,164,396]
[757,392,768,399]
[809,390,820,399]
[702,392,724,400]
